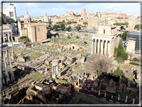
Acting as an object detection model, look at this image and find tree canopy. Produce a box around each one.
[6,18,15,23]
[66,26,71,31]
[114,41,128,63]
[134,24,142,30]
[83,22,88,25]
[76,25,81,31]
[53,25,59,31]
[60,23,65,30]
[120,31,129,40]
[111,67,124,78]
[85,54,112,73]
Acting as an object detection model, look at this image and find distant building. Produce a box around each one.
[44,12,49,22]
[3,4,17,21]
[126,31,141,54]
[18,11,47,42]
[81,8,86,19]
[20,15,24,21]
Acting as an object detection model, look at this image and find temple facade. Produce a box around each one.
[91,20,119,58]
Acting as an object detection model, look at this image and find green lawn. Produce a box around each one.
[13,47,43,61]
[121,64,133,71]
[115,91,139,103]
[28,72,43,81]
[70,92,109,104]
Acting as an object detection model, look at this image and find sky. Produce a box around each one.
[3,3,141,17]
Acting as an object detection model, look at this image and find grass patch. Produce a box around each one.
[129,62,139,66]
[70,92,109,104]
[28,72,42,81]
[115,91,138,101]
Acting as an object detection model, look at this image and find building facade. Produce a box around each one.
[18,11,47,42]
[3,4,17,21]
[126,31,141,54]
[91,20,119,58]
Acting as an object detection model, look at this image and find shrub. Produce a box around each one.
[84,41,87,44]
[76,36,79,39]
[67,36,71,39]
[66,26,71,31]
[111,67,124,78]
[60,23,65,30]
[76,25,81,31]
[130,62,139,66]
[53,25,59,31]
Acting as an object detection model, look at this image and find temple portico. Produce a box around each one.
[91,20,119,58]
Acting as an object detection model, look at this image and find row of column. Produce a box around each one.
[3,32,14,43]
[91,39,110,57]
[3,49,15,84]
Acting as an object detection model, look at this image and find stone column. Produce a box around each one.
[97,39,100,54]
[107,41,110,57]
[3,33,5,43]
[125,96,128,103]
[101,40,104,55]
[8,33,10,42]
[91,40,94,54]
[8,49,14,81]
[132,99,135,104]
[3,51,10,84]
[94,39,96,54]
[105,40,107,56]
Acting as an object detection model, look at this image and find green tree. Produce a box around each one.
[60,23,65,30]
[67,21,72,25]
[67,36,71,39]
[134,24,142,30]
[83,22,88,25]
[76,25,81,31]
[72,21,77,23]
[53,25,59,31]
[6,18,15,23]
[84,41,87,44]
[66,26,71,31]
[111,67,124,78]
[120,31,128,40]
[76,36,79,39]
[20,21,24,23]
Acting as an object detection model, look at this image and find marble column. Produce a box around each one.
[104,40,107,56]
[8,49,14,81]
[7,33,10,42]
[107,41,110,57]
[93,39,96,53]
[97,39,100,54]
[3,51,10,84]
[101,40,104,55]
[94,39,96,54]
[3,33,5,43]
[91,40,94,54]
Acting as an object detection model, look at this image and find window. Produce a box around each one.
[9,12,14,17]
[38,28,40,31]
[103,29,105,34]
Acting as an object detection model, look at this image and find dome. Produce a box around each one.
[24,11,30,19]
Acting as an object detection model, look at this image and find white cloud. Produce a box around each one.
[52,8,57,10]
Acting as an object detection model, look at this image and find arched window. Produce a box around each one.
[38,28,40,31]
